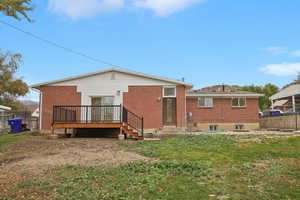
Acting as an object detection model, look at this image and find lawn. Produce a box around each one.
[0,133,23,147]
[2,135,300,200]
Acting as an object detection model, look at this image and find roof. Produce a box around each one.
[0,105,11,111]
[186,91,264,97]
[31,68,193,89]
[270,84,300,101]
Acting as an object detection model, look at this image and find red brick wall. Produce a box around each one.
[123,86,163,129]
[176,86,186,128]
[123,85,186,129]
[186,97,259,123]
[39,86,81,130]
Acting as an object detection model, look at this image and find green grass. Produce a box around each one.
[122,135,300,166]
[3,135,300,200]
[0,133,23,147]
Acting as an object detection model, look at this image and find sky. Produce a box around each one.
[1,0,300,101]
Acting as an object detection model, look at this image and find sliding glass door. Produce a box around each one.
[91,97,114,122]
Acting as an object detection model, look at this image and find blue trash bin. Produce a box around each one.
[7,118,23,133]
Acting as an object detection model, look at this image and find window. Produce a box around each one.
[209,125,218,131]
[163,86,176,97]
[198,97,213,107]
[232,97,246,107]
[235,124,244,130]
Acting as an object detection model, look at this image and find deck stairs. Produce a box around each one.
[121,123,144,140]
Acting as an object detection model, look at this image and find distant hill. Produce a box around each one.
[194,85,241,92]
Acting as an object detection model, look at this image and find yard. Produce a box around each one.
[0,133,299,200]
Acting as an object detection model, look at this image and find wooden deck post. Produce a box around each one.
[51,126,54,135]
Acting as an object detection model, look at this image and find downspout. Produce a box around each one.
[39,91,42,131]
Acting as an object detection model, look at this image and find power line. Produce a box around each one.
[0,19,123,68]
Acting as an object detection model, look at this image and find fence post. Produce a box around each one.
[296,113,298,130]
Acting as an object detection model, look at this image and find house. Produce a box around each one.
[31,68,262,139]
[0,105,11,113]
[272,100,290,112]
[270,83,300,112]
[24,105,39,118]
[31,107,39,118]
[186,91,263,131]
[0,105,11,131]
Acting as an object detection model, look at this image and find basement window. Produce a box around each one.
[163,86,176,97]
[232,97,246,107]
[209,125,218,132]
[235,124,244,130]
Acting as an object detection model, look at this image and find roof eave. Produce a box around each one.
[30,68,193,88]
[186,93,264,97]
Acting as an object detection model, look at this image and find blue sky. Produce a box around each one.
[1,0,300,101]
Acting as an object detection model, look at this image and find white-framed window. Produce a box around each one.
[232,97,246,107]
[163,86,176,97]
[198,97,213,107]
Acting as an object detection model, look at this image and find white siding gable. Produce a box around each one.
[51,71,176,105]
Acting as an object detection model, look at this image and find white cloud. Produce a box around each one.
[48,0,124,19]
[135,0,204,16]
[263,46,288,56]
[48,0,205,19]
[261,63,300,76]
[290,50,300,57]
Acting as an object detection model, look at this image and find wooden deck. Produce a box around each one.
[52,105,144,140]
[52,122,122,129]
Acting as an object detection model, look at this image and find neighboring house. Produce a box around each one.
[31,68,262,138]
[186,91,263,131]
[31,107,39,118]
[0,105,11,113]
[272,100,290,112]
[24,105,40,118]
[0,105,11,131]
[270,83,300,112]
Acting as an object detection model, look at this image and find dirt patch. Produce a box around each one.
[0,136,152,197]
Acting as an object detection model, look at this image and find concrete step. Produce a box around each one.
[157,126,186,135]
[160,126,184,131]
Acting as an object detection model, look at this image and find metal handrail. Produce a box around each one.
[52,105,144,136]
[122,106,144,136]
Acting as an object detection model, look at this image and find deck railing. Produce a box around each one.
[53,105,144,136]
[122,107,144,136]
[53,105,122,124]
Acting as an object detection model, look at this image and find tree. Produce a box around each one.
[0,51,28,110]
[0,0,33,22]
[239,83,279,111]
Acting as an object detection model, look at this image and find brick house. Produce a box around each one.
[31,69,262,138]
[186,91,262,131]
